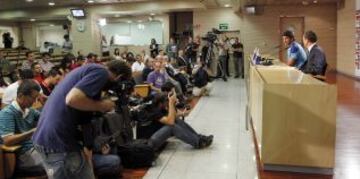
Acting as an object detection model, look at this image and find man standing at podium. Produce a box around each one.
[282,30,307,69]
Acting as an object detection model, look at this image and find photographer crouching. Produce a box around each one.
[32,60,131,179]
[135,84,213,151]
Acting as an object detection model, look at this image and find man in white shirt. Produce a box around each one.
[132,54,145,84]
[39,53,55,73]
[62,34,73,53]
[2,69,34,107]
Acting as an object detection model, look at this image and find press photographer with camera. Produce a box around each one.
[32,60,131,179]
[135,87,213,151]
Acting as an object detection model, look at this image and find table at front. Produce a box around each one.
[246,61,337,174]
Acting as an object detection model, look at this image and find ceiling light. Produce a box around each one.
[150,13,156,16]
[88,0,94,3]
[48,2,55,6]
[127,20,132,23]
[50,24,54,27]
[30,18,36,22]
[26,0,33,2]
[313,0,318,3]
[302,1,309,5]
[224,4,231,7]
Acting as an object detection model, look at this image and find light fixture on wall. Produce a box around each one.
[49,2,55,6]
[88,0,94,3]
[313,0,318,3]
[302,1,309,5]
[224,4,231,7]
[26,0,33,2]
[150,13,156,16]
[30,18,36,22]
[98,18,107,26]
[137,24,145,30]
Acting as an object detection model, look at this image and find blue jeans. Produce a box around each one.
[150,119,200,150]
[34,146,95,179]
[93,154,121,178]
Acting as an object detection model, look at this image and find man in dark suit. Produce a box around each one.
[301,30,327,76]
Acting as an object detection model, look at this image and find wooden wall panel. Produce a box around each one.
[193,4,337,71]
[337,0,356,77]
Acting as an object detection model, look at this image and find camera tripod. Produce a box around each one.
[203,41,227,82]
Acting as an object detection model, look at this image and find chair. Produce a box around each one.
[313,63,328,82]
[0,145,47,179]
[134,84,151,98]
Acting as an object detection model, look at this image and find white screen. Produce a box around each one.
[71,9,85,17]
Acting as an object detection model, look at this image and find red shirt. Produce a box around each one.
[34,74,45,84]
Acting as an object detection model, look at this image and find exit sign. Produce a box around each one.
[219,23,229,30]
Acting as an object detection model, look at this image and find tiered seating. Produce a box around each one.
[0,49,64,66]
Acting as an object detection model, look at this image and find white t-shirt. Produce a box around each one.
[2,81,43,105]
[2,81,19,105]
[131,61,145,72]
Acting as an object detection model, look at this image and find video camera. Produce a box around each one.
[201,28,222,43]
[107,78,136,107]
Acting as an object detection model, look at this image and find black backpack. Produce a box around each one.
[90,107,134,153]
[117,139,155,168]
[194,67,209,88]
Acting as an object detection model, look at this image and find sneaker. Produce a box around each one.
[197,135,214,149]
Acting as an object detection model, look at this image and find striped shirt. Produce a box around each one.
[0,101,40,154]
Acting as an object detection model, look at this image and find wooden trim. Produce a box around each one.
[336,70,360,82]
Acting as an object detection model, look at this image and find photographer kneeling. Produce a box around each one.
[139,89,213,151]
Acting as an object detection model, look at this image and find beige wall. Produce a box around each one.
[194,5,337,69]
[337,0,356,76]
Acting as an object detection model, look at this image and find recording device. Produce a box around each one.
[107,78,136,107]
[201,28,222,43]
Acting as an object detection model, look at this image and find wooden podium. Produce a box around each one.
[247,59,337,174]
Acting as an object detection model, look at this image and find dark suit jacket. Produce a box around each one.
[301,44,327,76]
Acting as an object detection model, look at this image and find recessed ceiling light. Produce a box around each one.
[49,2,55,6]
[26,0,33,2]
[30,18,36,22]
[224,4,231,7]
[302,1,309,5]
[88,0,94,3]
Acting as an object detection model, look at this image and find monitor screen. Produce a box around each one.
[71,9,86,18]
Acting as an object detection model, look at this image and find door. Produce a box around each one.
[279,16,304,62]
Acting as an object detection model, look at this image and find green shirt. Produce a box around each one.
[0,101,40,154]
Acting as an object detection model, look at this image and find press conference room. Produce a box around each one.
[0,0,359,179]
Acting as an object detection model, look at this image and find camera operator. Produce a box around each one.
[138,88,213,151]
[32,60,131,179]
[185,37,200,65]
[232,37,244,78]
[217,36,228,81]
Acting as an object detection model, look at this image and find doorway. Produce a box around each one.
[279,16,305,62]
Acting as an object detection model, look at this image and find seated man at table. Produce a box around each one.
[300,30,327,76]
[282,30,307,69]
[0,79,43,173]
